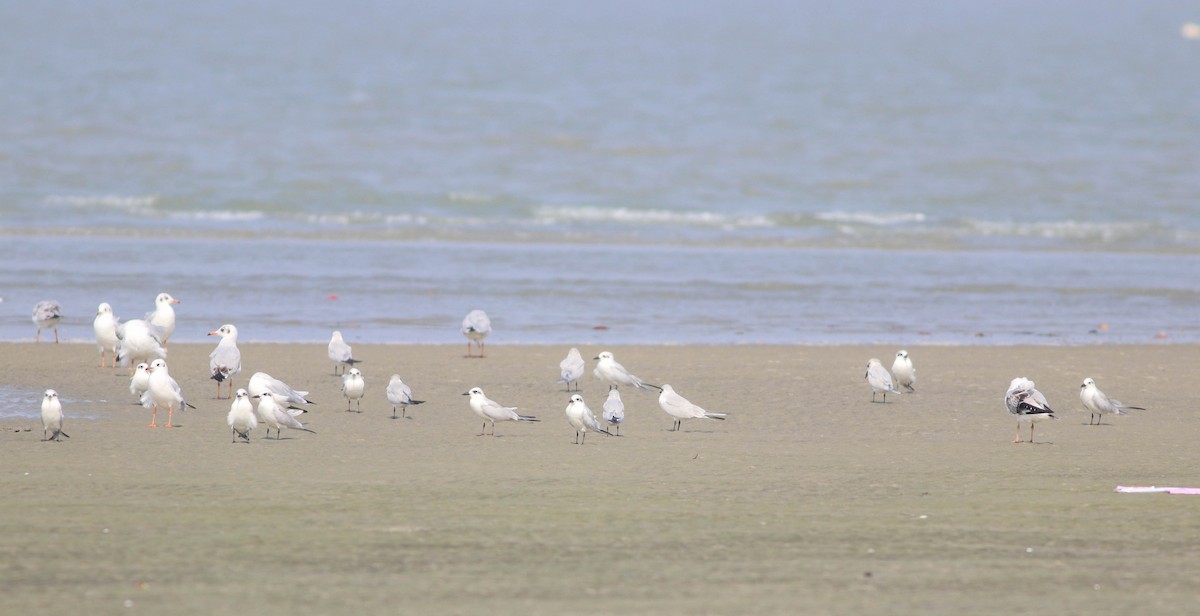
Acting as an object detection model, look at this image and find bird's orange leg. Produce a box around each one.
[164,405,174,428]
[149,405,158,428]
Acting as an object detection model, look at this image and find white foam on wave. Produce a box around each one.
[815,211,927,226]
[446,192,495,204]
[45,194,158,209]
[169,210,265,222]
[534,205,772,229]
[966,219,1153,242]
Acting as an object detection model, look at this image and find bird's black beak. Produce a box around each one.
[461,391,470,396]
[252,395,261,399]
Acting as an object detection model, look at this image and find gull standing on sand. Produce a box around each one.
[565,394,610,444]
[115,319,167,371]
[93,303,121,367]
[865,358,901,403]
[386,374,424,419]
[1079,378,1145,426]
[248,372,314,406]
[461,310,491,358]
[594,351,660,391]
[254,391,316,439]
[658,384,726,431]
[328,330,361,375]
[41,389,69,442]
[141,359,196,428]
[558,347,585,391]
[129,363,151,399]
[342,368,365,412]
[227,388,257,443]
[1005,377,1056,444]
[891,350,916,392]
[33,300,63,343]
[208,324,241,399]
[462,387,538,436]
[602,389,625,435]
[146,293,180,346]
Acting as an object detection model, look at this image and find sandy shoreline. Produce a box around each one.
[1,342,1197,614]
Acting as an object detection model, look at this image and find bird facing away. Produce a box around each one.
[141,359,196,428]
[558,347,585,391]
[146,293,180,346]
[328,330,361,375]
[41,389,69,442]
[891,350,916,392]
[227,388,257,443]
[93,303,121,367]
[865,358,901,403]
[33,300,63,343]
[208,324,242,399]
[658,384,726,432]
[462,387,538,436]
[1005,377,1056,444]
[114,318,167,372]
[593,351,660,391]
[602,389,625,435]
[342,368,365,412]
[386,374,424,419]
[129,363,151,399]
[253,391,316,439]
[564,394,610,444]
[461,310,492,358]
[1079,378,1145,425]
[248,372,314,407]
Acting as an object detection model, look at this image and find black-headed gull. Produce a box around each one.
[129,363,150,399]
[891,350,915,392]
[593,351,660,391]
[253,391,316,439]
[1005,377,1055,444]
[386,374,424,419]
[328,330,361,375]
[558,348,585,392]
[32,300,62,343]
[248,372,313,406]
[602,389,625,435]
[208,324,241,399]
[141,359,196,428]
[115,319,167,372]
[1079,378,1144,426]
[227,388,257,443]
[865,358,901,403]
[461,310,491,358]
[93,303,121,367]
[146,293,180,346]
[462,387,537,436]
[658,384,726,432]
[41,389,69,442]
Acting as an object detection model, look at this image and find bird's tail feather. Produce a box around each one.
[184,401,197,410]
[517,415,540,422]
[410,400,425,405]
[704,413,727,420]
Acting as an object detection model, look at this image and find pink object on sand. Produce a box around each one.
[1115,486,1200,495]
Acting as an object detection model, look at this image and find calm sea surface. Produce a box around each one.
[2,1,1198,344]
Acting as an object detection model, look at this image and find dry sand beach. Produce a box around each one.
[2,342,1198,614]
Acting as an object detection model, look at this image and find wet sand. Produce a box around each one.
[1,342,1197,615]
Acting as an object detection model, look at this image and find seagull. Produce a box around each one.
[461,310,491,358]
[114,319,167,372]
[32,300,63,343]
[342,368,365,412]
[658,384,726,431]
[93,303,121,367]
[1080,378,1145,425]
[227,388,257,443]
[141,359,196,428]
[328,330,361,375]
[129,363,151,399]
[1005,377,1056,444]
[602,389,625,435]
[462,387,538,436]
[146,293,180,346]
[891,350,916,392]
[593,351,660,391]
[248,372,314,407]
[386,374,424,419]
[208,324,241,399]
[253,391,316,439]
[565,394,611,444]
[558,347,585,391]
[865,358,901,402]
[41,389,69,442]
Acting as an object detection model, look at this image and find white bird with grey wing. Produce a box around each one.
[253,391,316,439]
[593,351,660,392]
[145,293,180,346]
[461,310,492,358]
[208,324,242,399]
[558,347,585,391]
[386,374,424,419]
[328,330,361,375]
[462,387,538,436]
[564,394,611,444]
[41,389,69,442]
[1005,377,1056,444]
[342,368,365,412]
[1079,378,1144,426]
[93,303,121,367]
[891,350,915,392]
[227,389,257,443]
[602,389,625,435]
[865,358,900,403]
[141,359,196,429]
[32,300,63,343]
[658,384,726,432]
